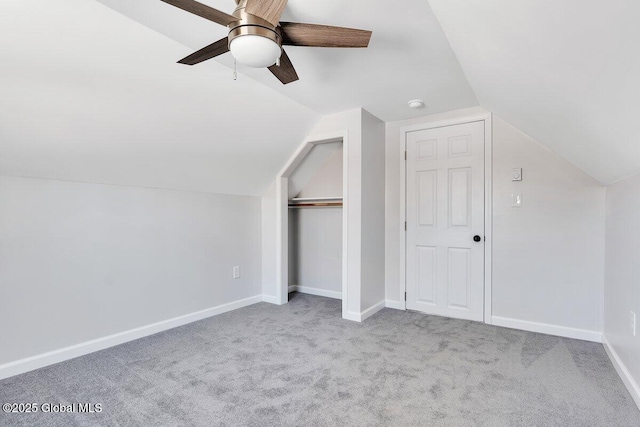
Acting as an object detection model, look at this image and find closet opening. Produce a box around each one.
[287,141,344,302]
[275,132,349,316]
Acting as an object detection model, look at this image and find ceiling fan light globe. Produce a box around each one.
[229,35,281,68]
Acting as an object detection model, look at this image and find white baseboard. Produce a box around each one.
[343,300,386,322]
[360,300,386,321]
[602,335,640,410]
[0,295,263,381]
[491,316,602,343]
[343,311,361,322]
[288,285,342,300]
[385,300,405,310]
[261,294,280,305]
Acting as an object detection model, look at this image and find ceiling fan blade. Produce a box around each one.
[160,0,236,26]
[178,37,229,65]
[268,49,299,85]
[280,22,372,48]
[245,0,288,27]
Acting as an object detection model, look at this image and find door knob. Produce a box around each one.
[473,235,482,242]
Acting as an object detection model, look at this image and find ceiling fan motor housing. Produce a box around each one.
[228,1,282,50]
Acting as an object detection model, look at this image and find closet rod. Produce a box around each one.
[290,197,342,202]
[288,202,343,209]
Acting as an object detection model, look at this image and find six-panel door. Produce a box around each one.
[406,121,485,321]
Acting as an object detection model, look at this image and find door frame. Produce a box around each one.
[274,130,350,319]
[399,113,493,323]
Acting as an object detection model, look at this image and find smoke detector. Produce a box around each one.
[408,99,425,109]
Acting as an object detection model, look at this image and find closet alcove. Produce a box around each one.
[287,142,344,301]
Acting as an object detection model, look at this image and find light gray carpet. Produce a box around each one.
[1,293,638,426]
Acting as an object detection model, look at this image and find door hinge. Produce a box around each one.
[404,292,407,301]
[404,151,407,161]
[404,221,407,231]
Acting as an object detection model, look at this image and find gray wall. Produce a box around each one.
[0,176,261,365]
[491,116,605,332]
[604,173,640,396]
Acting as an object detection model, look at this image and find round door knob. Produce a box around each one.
[473,235,482,242]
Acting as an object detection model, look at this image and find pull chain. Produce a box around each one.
[233,60,237,81]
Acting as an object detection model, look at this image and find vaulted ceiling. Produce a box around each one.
[1,0,638,193]
[95,0,478,121]
[429,0,640,184]
[0,0,319,196]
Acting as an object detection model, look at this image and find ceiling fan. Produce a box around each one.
[160,0,372,84]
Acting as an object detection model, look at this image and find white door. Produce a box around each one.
[405,121,485,321]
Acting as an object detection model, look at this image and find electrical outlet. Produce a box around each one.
[233,266,240,279]
[631,311,636,337]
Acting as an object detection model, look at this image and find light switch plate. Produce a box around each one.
[233,266,240,279]
[511,193,522,207]
[512,168,523,181]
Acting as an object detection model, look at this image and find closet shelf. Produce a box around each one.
[288,197,343,209]
[290,197,342,202]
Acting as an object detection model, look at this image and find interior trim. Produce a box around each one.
[602,335,640,410]
[399,113,493,322]
[491,315,602,343]
[288,285,342,300]
[0,295,263,381]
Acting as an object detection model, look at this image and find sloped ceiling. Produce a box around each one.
[428,0,640,184]
[3,0,636,192]
[95,0,479,121]
[0,0,319,196]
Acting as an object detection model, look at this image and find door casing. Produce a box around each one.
[275,131,350,320]
[400,113,493,324]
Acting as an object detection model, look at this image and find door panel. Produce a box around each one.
[416,245,437,304]
[449,168,471,227]
[417,171,437,226]
[406,121,485,321]
[447,247,471,309]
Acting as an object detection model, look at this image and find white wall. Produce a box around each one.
[289,143,342,199]
[491,116,605,335]
[385,109,605,339]
[296,148,344,199]
[604,173,640,404]
[360,110,386,312]
[289,208,343,297]
[302,108,386,319]
[261,181,277,302]
[0,176,262,366]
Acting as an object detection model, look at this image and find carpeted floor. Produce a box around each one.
[1,293,639,426]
